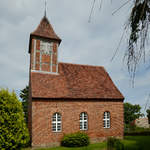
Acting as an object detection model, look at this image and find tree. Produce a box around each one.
[20,85,29,124]
[0,89,30,149]
[124,102,143,124]
[146,108,150,124]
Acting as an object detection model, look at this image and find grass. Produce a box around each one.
[39,142,106,150]
[23,136,150,150]
[122,136,150,150]
[23,142,106,150]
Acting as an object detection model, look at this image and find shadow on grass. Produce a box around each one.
[123,136,150,150]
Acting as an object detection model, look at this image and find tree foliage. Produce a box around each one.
[20,86,29,124]
[146,108,150,124]
[0,89,30,149]
[124,102,143,124]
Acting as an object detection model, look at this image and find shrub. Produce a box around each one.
[0,89,30,150]
[107,137,115,150]
[114,139,124,150]
[61,132,90,147]
[107,137,124,150]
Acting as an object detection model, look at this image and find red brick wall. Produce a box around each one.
[28,79,32,141]
[30,99,124,147]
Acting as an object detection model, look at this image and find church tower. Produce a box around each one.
[29,16,61,73]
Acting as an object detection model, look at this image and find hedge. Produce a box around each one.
[61,132,90,147]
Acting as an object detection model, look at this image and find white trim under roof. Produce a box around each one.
[31,70,59,75]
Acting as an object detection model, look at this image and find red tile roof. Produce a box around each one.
[31,16,61,42]
[31,63,124,100]
[29,16,61,53]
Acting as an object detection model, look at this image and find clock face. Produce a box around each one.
[40,41,53,54]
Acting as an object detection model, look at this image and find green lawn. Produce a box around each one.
[122,136,150,150]
[23,142,107,150]
[23,136,150,150]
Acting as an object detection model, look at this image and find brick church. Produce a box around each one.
[28,15,124,147]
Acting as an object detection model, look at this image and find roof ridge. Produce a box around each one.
[59,62,104,68]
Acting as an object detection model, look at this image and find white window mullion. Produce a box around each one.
[82,113,84,130]
[39,51,42,71]
[33,39,36,70]
[56,113,58,132]
[82,120,84,130]
[46,42,48,53]
[51,51,53,72]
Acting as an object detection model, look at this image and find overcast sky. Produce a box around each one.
[0,0,150,113]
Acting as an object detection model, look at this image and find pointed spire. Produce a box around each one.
[44,0,47,17]
[30,16,61,43]
[29,2,61,53]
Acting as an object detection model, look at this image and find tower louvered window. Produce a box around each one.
[40,41,53,54]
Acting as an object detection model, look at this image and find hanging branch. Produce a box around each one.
[112,0,132,15]
[88,0,96,23]
[99,0,103,11]
[111,25,127,62]
[125,0,150,81]
[88,0,150,84]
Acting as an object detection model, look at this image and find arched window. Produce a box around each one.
[52,113,61,132]
[80,112,88,130]
[103,112,110,128]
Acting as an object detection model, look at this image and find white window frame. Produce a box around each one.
[103,112,110,128]
[80,112,88,130]
[52,113,61,132]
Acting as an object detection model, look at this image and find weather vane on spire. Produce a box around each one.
[44,0,47,17]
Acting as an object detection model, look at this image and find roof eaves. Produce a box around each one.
[32,96,124,101]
